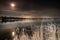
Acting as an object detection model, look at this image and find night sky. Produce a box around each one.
[0,0,60,17]
[0,0,59,10]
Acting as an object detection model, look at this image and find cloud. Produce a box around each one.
[0,8,60,18]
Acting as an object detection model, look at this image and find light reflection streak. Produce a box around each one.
[12,31,15,36]
[21,19,33,23]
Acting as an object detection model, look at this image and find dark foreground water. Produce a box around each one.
[0,18,60,40]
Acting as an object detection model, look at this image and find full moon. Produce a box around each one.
[10,3,15,7]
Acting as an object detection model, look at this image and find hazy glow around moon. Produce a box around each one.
[10,3,15,7]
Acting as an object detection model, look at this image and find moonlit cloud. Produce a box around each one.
[0,9,60,18]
